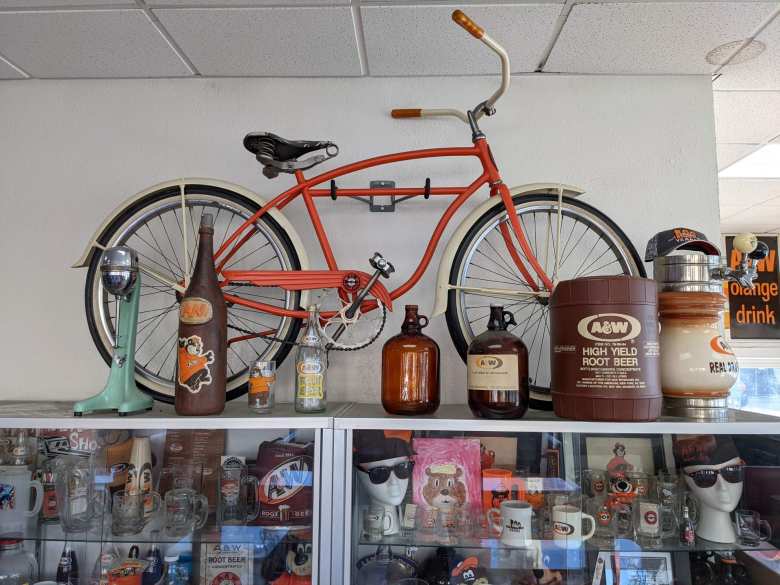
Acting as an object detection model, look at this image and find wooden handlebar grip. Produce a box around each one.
[391,108,422,118]
[452,10,484,39]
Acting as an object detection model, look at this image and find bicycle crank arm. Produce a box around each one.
[446,284,550,302]
[329,271,382,345]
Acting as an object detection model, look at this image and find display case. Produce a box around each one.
[0,401,343,585]
[335,404,780,585]
[3,401,780,585]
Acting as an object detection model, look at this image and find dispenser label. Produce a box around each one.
[178,335,215,393]
[467,354,519,391]
[179,297,213,324]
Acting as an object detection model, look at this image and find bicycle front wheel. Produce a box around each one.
[84,182,302,403]
[446,193,645,410]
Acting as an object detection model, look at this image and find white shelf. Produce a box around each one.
[1,400,779,434]
[0,400,348,429]
[334,403,780,434]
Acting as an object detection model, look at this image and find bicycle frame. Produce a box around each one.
[215,136,555,335]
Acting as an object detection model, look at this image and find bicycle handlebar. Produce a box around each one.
[452,9,484,39]
[389,9,510,125]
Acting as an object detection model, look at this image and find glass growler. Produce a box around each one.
[381,305,440,415]
[467,305,529,419]
[175,213,227,416]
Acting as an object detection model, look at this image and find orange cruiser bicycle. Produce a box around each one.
[75,10,645,407]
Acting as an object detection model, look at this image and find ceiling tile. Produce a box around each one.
[721,217,780,232]
[721,204,780,230]
[714,90,780,143]
[719,178,780,206]
[714,15,780,90]
[361,4,561,75]
[0,0,127,5]
[717,143,760,170]
[0,10,190,78]
[546,2,776,74]
[0,56,25,79]
[155,7,360,76]
[149,0,344,4]
[720,204,746,218]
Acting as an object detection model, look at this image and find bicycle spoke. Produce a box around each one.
[473,248,522,283]
[145,224,180,279]
[571,235,603,279]
[142,329,177,371]
[575,242,614,278]
[158,214,183,276]
[225,241,273,270]
[465,275,526,287]
[579,258,621,278]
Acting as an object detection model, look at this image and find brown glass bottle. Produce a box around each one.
[381,305,440,415]
[175,213,227,416]
[467,305,529,419]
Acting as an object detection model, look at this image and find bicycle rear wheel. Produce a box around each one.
[84,183,302,403]
[446,193,645,410]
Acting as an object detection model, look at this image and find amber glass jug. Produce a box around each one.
[467,305,529,419]
[381,305,440,415]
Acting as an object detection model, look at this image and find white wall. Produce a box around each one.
[0,75,719,403]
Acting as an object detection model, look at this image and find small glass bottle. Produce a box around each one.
[679,505,695,547]
[91,543,120,585]
[248,360,276,414]
[295,306,327,413]
[56,541,79,585]
[142,531,164,585]
[381,305,440,415]
[10,429,33,467]
[162,555,188,585]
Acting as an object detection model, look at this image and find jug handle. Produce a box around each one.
[26,479,44,517]
[246,476,260,522]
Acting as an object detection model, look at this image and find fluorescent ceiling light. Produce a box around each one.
[720,144,780,178]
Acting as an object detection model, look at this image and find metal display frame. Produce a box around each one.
[2,401,780,584]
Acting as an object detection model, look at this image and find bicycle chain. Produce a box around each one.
[226,305,386,352]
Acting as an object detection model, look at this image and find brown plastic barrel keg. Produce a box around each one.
[550,276,662,421]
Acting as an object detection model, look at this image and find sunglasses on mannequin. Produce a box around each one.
[358,460,415,484]
[685,463,744,489]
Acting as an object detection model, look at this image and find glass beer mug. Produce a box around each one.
[217,456,259,526]
[55,455,104,533]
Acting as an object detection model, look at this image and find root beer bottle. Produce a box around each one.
[467,305,529,419]
[175,213,226,416]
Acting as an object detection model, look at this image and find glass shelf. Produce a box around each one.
[33,522,312,545]
[357,533,777,554]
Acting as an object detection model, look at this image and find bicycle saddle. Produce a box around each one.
[243,132,339,179]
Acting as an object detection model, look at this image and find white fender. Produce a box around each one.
[72,178,310,274]
[431,182,584,317]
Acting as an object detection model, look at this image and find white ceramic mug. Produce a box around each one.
[364,504,392,542]
[487,500,533,547]
[0,465,43,537]
[552,504,596,549]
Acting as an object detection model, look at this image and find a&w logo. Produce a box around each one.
[577,313,641,342]
[259,456,312,505]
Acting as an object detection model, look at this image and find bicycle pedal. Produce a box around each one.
[369,252,395,279]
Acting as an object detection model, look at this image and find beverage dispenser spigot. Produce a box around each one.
[711,234,768,288]
[73,246,154,417]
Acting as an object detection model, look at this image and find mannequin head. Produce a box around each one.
[354,430,414,507]
[356,455,412,506]
[675,434,744,513]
